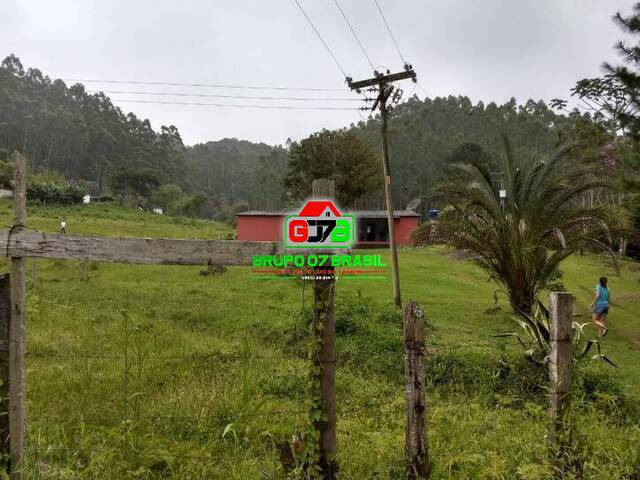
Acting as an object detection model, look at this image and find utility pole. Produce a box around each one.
[347,65,417,308]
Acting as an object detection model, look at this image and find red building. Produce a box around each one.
[237,210,420,246]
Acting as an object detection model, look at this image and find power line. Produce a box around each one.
[63,78,345,92]
[332,0,376,71]
[112,99,359,111]
[373,0,407,65]
[86,89,358,102]
[292,0,349,79]
[416,82,428,97]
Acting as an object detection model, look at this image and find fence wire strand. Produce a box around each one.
[23,293,635,476]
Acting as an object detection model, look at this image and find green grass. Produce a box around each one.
[0,199,233,239]
[0,201,637,478]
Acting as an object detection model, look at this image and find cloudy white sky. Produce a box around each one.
[1,0,634,146]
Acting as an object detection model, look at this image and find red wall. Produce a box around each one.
[237,214,419,245]
[237,215,284,241]
[395,216,420,246]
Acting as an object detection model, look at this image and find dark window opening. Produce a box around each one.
[357,218,389,242]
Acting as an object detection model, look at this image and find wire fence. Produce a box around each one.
[21,299,638,479]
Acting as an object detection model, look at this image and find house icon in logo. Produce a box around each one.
[298,201,341,219]
[284,200,355,248]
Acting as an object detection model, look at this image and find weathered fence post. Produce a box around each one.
[311,179,337,478]
[0,274,11,461]
[547,292,573,456]
[404,300,428,478]
[9,153,27,479]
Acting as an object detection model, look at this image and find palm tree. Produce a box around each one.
[436,136,618,315]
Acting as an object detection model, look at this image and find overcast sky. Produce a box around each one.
[1,0,634,146]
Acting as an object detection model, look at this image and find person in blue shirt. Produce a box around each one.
[590,276,610,337]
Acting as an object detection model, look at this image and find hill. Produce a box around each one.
[184,138,288,211]
[0,199,232,239]
[1,55,593,215]
[0,55,289,214]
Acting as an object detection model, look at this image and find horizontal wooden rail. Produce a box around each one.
[0,230,282,266]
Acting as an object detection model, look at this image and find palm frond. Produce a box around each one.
[434,133,620,315]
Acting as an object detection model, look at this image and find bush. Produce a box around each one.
[427,349,548,402]
[63,183,87,204]
[426,348,635,419]
[0,160,14,188]
[335,291,376,335]
[411,220,442,246]
[182,194,208,218]
[575,366,640,424]
[151,184,185,212]
[27,181,62,203]
[27,180,87,205]
[335,291,400,335]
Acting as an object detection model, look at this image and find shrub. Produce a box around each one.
[182,194,208,218]
[27,181,63,204]
[427,349,547,402]
[151,184,185,213]
[496,301,617,368]
[27,180,87,205]
[411,221,431,246]
[63,183,88,204]
[0,160,14,188]
[411,220,442,246]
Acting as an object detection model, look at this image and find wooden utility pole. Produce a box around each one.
[404,300,428,478]
[9,152,27,479]
[348,66,417,307]
[311,179,337,478]
[547,292,573,456]
[0,274,10,458]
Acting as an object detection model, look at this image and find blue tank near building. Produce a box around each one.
[426,209,440,220]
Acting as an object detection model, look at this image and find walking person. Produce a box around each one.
[590,276,610,337]
[60,218,67,234]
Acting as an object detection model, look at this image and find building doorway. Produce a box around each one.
[358,217,388,243]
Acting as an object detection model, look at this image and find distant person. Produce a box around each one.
[60,219,67,234]
[590,276,610,337]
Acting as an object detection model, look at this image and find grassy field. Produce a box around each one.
[0,201,637,479]
[0,199,234,239]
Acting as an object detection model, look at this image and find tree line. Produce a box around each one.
[0,54,591,213]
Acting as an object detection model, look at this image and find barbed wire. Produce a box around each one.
[27,351,303,360]
[26,340,507,363]
[25,321,636,473]
[28,410,309,426]
[23,447,232,466]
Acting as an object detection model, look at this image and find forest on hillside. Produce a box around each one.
[0,54,637,249]
[352,95,585,209]
[0,55,589,210]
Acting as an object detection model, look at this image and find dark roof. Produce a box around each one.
[236,210,291,216]
[237,210,420,218]
[351,210,421,218]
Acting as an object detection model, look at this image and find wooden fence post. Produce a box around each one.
[311,179,337,478]
[404,300,428,478]
[10,153,27,479]
[547,292,573,456]
[0,274,11,462]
